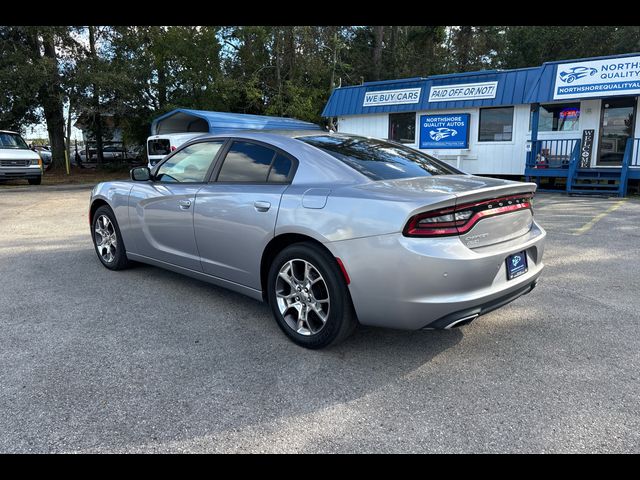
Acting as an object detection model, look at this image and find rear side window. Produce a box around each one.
[148,139,170,156]
[268,154,292,182]
[298,135,461,181]
[217,141,293,183]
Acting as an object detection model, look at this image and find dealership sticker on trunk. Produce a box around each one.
[506,251,528,280]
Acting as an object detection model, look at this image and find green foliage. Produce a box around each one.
[3,25,640,149]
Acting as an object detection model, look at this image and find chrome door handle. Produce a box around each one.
[254,201,271,212]
[178,200,192,210]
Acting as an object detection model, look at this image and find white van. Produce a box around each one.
[146,132,206,168]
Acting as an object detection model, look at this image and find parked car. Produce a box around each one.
[78,145,128,164]
[89,132,546,349]
[125,144,145,162]
[31,145,53,171]
[147,132,206,168]
[0,130,42,185]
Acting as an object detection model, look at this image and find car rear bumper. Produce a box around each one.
[325,220,546,330]
[0,167,42,179]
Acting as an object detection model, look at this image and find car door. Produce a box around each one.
[128,140,225,271]
[194,139,296,289]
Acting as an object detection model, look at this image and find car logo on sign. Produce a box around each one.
[559,66,598,84]
[429,127,458,141]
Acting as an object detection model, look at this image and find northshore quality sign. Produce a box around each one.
[554,55,640,99]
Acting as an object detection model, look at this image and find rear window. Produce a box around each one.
[148,139,170,156]
[298,135,461,181]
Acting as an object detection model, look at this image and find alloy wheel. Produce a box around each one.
[275,258,331,336]
[94,214,118,264]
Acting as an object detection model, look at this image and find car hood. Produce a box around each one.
[0,149,40,161]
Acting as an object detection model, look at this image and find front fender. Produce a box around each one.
[90,181,135,249]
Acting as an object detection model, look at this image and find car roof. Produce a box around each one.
[192,129,362,142]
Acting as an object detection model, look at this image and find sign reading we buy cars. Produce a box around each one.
[362,88,421,107]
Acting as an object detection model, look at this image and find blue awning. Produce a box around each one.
[322,52,640,117]
[322,68,541,116]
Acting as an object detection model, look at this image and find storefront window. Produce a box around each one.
[388,112,416,144]
[478,107,513,142]
[530,103,580,132]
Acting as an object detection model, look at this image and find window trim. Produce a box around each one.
[151,138,229,185]
[210,138,299,185]
[478,106,514,143]
[528,102,581,133]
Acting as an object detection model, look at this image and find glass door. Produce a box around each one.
[597,97,636,166]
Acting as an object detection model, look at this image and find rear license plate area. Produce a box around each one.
[506,251,528,280]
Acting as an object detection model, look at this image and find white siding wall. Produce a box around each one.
[338,115,389,139]
[337,98,634,174]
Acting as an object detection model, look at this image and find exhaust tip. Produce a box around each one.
[444,314,479,329]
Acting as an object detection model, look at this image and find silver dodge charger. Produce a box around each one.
[89,131,545,349]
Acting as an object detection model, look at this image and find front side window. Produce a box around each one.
[479,107,514,142]
[530,103,580,132]
[217,141,293,183]
[298,134,461,181]
[155,141,223,183]
[0,132,29,150]
[388,112,416,144]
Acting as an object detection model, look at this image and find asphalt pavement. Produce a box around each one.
[0,185,638,453]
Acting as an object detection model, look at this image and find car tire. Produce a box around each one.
[267,242,357,349]
[91,205,132,271]
[28,176,42,185]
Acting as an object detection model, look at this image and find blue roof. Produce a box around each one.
[322,52,640,116]
[151,109,321,135]
[322,68,540,116]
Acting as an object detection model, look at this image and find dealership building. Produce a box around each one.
[322,52,640,196]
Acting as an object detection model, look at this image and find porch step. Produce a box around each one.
[571,183,619,189]
[568,189,621,197]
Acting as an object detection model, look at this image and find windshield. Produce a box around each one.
[298,135,462,181]
[0,132,29,150]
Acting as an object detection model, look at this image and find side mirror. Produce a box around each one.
[130,166,151,181]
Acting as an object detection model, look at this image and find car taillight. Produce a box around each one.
[403,193,533,238]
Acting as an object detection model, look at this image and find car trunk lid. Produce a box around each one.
[384,175,536,248]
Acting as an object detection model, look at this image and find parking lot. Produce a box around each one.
[0,184,638,453]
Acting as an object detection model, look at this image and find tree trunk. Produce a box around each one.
[39,31,66,171]
[456,26,474,72]
[389,26,398,78]
[157,62,167,109]
[328,28,339,131]
[373,26,384,81]
[65,98,72,173]
[89,26,104,165]
[274,28,283,116]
